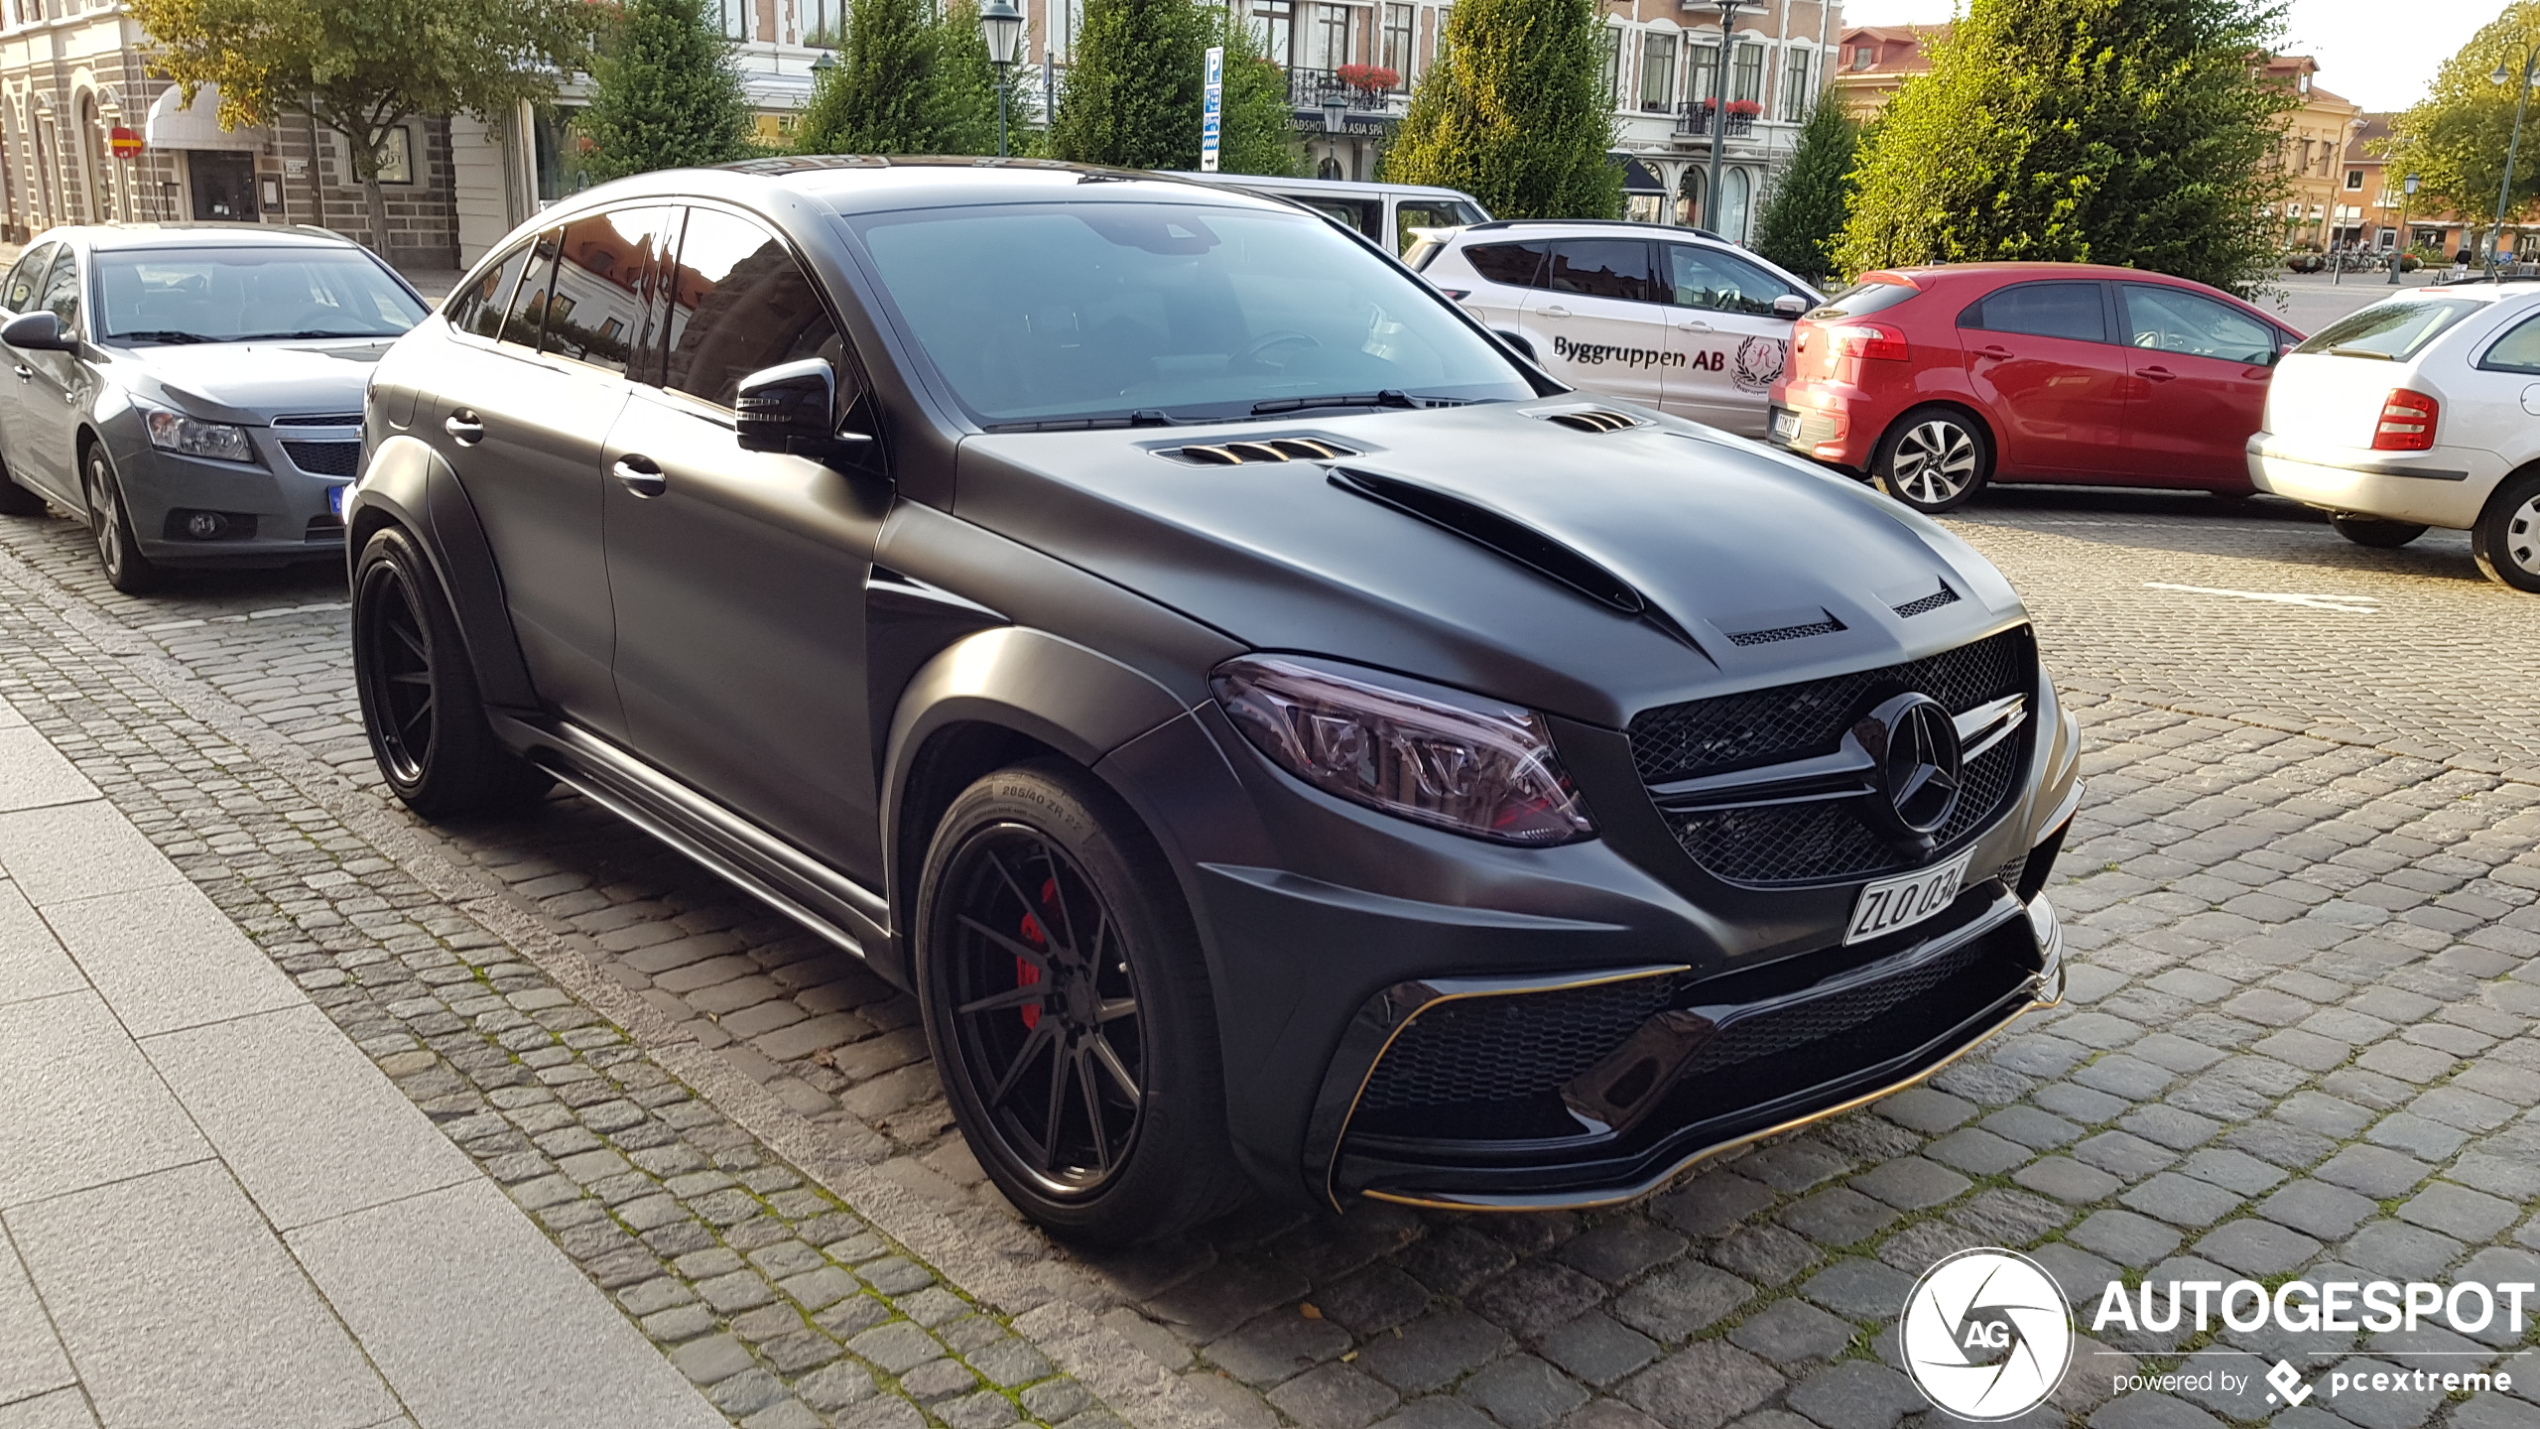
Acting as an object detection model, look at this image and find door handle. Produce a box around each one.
[1973,344,2012,360]
[1677,318,1715,334]
[11,365,27,381]
[443,410,486,445]
[2140,365,2177,382]
[1538,305,1572,319]
[613,454,666,498]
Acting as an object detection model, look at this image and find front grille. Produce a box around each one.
[273,412,362,427]
[1360,977,1675,1115]
[282,440,360,477]
[1678,933,1991,1079]
[1628,628,2033,885]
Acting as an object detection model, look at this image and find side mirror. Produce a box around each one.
[2,311,76,353]
[735,358,872,459]
[1772,294,1811,320]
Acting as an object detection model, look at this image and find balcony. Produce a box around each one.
[1673,102,1757,139]
[1288,67,1409,127]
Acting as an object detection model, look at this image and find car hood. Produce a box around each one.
[113,339,388,422]
[953,401,2030,727]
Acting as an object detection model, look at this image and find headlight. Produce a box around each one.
[1213,656,1595,845]
[139,404,256,463]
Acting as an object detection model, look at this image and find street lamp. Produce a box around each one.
[1703,0,1753,235]
[978,0,1025,157]
[2490,54,2538,280]
[1320,85,1348,176]
[2389,172,2419,285]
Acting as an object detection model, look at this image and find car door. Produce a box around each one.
[1660,242,1801,436]
[1956,280,2127,477]
[602,204,890,879]
[0,241,57,491]
[17,245,94,504]
[418,220,645,737]
[1522,239,1666,408]
[1449,239,1548,349]
[2114,281,2283,488]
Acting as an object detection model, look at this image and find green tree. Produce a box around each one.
[796,0,1010,154]
[130,0,602,261]
[1380,0,1619,219]
[2385,3,2540,255]
[578,0,758,182]
[1046,0,1205,167]
[1205,7,1307,177]
[1753,98,1857,282]
[1834,0,2295,296]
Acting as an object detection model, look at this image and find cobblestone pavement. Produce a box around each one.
[3,484,2539,1429]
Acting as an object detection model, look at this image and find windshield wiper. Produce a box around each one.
[112,330,213,344]
[981,408,1178,433]
[1250,389,1417,416]
[233,329,396,342]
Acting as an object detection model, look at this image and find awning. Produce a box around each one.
[1613,154,1667,195]
[144,84,265,151]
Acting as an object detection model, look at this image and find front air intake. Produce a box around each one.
[1535,409,1640,434]
[1168,437,1355,466]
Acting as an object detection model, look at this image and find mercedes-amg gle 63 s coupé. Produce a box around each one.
[349,158,2080,1247]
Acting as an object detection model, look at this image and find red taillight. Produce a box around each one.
[1829,322,1910,361]
[2373,389,2439,451]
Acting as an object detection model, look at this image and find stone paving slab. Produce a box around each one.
[3,492,2540,1429]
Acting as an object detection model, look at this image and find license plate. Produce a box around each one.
[328,483,353,517]
[1845,852,1972,945]
[1770,408,1801,442]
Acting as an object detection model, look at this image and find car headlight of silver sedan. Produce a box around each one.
[137,401,256,463]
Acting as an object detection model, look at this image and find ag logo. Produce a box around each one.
[1901,1248,2072,1421]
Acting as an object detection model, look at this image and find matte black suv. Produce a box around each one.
[351,157,2080,1246]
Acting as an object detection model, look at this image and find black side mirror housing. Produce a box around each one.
[1772,294,1811,320]
[2,311,77,353]
[735,358,874,459]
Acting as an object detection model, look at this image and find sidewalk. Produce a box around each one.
[0,693,726,1429]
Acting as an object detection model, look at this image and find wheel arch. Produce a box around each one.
[349,433,540,711]
[1876,399,1998,477]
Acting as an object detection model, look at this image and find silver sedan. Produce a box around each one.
[0,223,427,592]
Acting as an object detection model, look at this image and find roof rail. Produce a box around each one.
[1462,217,1727,243]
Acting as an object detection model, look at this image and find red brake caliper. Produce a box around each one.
[1017,874,1062,1030]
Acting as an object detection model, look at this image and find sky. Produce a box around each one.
[1834,0,2489,113]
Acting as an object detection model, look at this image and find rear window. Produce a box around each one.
[1806,280,1918,320]
[2294,297,2484,361]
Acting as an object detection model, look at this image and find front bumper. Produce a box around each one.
[2246,434,2498,529]
[105,420,354,564]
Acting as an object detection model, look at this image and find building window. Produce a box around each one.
[1852,43,1874,69]
[1383,4,1415,84]
[1251,0,1291,66]
[1687,42,1718,103]
[1305,3,1353,71]
[1640,31,1678,111]
[1781,46,1811,121]
[1599,27,1622,106]
[1433,5,1452,67]
[802,0,839,46]
[2345,168,2364,190]
[718,0,747,40]
[1732,42,1763,104]
[375,126,414,184]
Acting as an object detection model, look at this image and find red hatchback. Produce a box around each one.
[1767,263,2303,513]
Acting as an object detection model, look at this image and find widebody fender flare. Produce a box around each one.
[347,433,540,711]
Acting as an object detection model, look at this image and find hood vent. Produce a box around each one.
[1535,408,1641,434]
[1892,582,1961,618]
[1726,615,1845,647]
[1168,437,1355,466]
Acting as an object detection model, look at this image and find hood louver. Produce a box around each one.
[1893,583,1961,618]
[1535,408,1641,434]
[1726,617,1844,647]
[1167,437,1355,466]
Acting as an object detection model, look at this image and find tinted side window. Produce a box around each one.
[445,240,534,341]
[500,228,563,350]
[661,208,841,409]
[39,249,81,330]
[1300,199,1380,238]
[1665,244,1794,315]
[2480,312,2540,375]
[1395,201,1481,253]
[1465,241,1548,288]
[543,207,675,376]
[1546,240,1655,304]
[2,243,55,312]
[1967,282,2105,342]
[2117,284,2274,365]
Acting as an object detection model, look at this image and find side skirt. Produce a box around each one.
[491,713,899,976]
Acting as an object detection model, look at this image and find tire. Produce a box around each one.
[350,526,551,817]
[0,455,45,517]
[2472,470,2540,593]
[915,760,1243,1247]
[81,444,163,593]
[1873,407,1991,514]
[2331,513,2428,549]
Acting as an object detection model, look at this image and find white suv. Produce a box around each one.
[1407,220,1819,437]
[2251,283,2540,591]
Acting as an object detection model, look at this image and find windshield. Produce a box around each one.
[847,200,1535,427]
[2292,296,2483,362]
[96,247,427,344]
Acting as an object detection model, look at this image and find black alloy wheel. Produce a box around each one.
[917,761,1242,1246]
[350,526,550,817]
[82,446,163,593]
[939,823,1146,1190]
